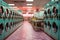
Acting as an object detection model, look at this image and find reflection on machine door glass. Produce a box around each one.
[47,21,51,29]
[48,9,51,14]
[0,24,3,35]
[6,9,9,14]
[0,6,4,17]
[44,22,47,27]
[53,7,58,15]
[5,23,9,32]
[52,22,58,33]
[0,7,2,13]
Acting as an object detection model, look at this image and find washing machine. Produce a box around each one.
[0,4,6,40]
[50,0,60,40]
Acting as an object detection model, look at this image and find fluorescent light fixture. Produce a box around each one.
[26,0,34,2]
[12,7,17,8]
[51,0,54,1]
[8,4,15,6]
[27,4,33,5]
[51,0,58,1]
[9,7,18,8]
[27,7,32,8]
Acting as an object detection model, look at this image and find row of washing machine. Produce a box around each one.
[0,0,23,40]
[44,0,60,40]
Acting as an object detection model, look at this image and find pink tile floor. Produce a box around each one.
[6,21,53,40]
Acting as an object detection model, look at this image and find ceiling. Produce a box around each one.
[3,0,50,10]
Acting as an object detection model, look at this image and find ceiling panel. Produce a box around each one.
[4,0,50,7]
[3,0,50,10]
[33,0,50,7]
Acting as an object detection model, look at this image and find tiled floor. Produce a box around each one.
[6,21,53,40]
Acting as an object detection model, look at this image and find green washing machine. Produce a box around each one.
[44,9,48,33]
[51,20,59,40]
[44,2,52,36]
[46,5,53,36]
[0,0,23,40]
[4,8,12,38]
[44,0,60,40]
[1,1,12,39]
[51,1,60,40]
[0,6,4,40]
[0,5,6,40]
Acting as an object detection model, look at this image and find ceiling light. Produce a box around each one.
[27,4,33,5]
[9,7,18,8]
[26,0,34,2]
[27,7,32,8]
[51,0,54,1]
[8,4,15,6]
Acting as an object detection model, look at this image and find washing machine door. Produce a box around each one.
[10,11,13,18]
[48,9,51,14]
[44,11,47,15]
[0,6,4,18]
[48,9,51,18]
[52,22,58,33]
[0,6,2,13]
[6,9,9,17]
[53,7,58,15]
[47,21,51,30]
[5,23,8,32]
[44,11,48,19]
[44,21,47,27]
[0,23,3,35]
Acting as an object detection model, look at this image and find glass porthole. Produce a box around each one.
[47,21,51,29]
[5,23,9,32]
[0,24,3,35]
[0,6,4,13]
[48,9,51,14]
[52,22,58,33]
[6,9,9,14]
[53,7,58,14]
